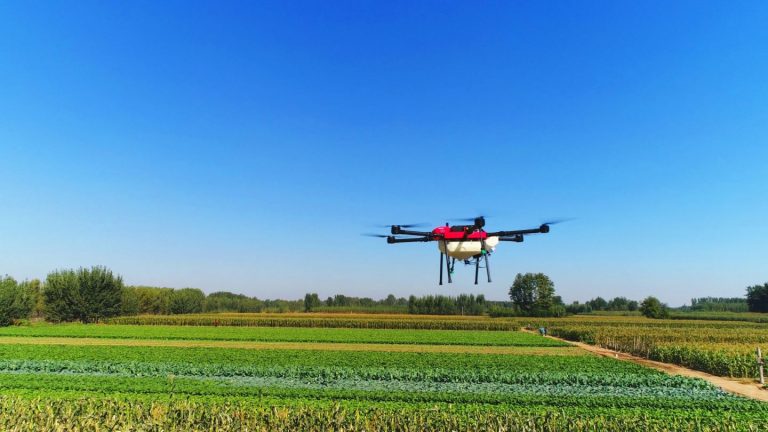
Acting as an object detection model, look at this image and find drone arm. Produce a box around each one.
[391,226,433,236]
[486,224,550,237]
[498,235,524,242]
[387,236,433,244]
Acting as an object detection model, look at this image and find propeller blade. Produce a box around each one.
[542,218,575,226]
[362,233,390,238]
[375,223,429,229]
[451,215,489,222]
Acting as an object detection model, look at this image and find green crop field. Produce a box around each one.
[0,316,766,431]
[530,315,768,378]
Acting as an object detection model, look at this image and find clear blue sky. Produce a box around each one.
[1,1,766,306]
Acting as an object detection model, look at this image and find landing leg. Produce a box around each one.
[443,240,452,283]
[485,254,491,283]
[439,252,444,285]
[474,257,479,285]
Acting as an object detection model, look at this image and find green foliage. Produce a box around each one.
[304,293,321,312]
[122,286,174,315]
[407,294,486,315]
[312,305,409,314]
[169,288,205,314]
[0,396,765,432]
[0,316,767,430]
[43,270,80,322]
[322,294,407,309]
[105,314,520,330]
[639,296,669,319]
[668,311,768,323]
[689,297,748,313]
[746,283,768,313]
[0,276,40,325]
[0,327,765,431]
[0,277,19,326]
[587,296,608,310]
[77,267,123,323]
[120,288,141,315]
[0,324,567,346]
[540,316,768,378]
[508,273,556,316]
[204,291,263,313]
[44,267,123,323]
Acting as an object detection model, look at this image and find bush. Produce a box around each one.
[639,296,669,319]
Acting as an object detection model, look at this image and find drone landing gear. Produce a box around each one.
[441,253,491,285]
[439,252,454,285]
[473,254,492,285]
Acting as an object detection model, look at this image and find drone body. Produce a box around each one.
[367,216,556,285]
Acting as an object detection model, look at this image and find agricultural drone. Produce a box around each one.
[365,216,562,285]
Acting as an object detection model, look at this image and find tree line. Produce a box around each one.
[0,266,307,325]
[1,266,766,325]
[684,297,748,313]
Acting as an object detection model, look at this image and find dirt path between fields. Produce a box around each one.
[530,330,768,402]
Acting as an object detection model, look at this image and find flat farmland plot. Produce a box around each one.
[536,316,768,378]
[0,323,567,346]
[0,318,765,431]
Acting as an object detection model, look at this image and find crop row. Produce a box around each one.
[0,344,656,375]
[103,314,521,330]
[539,321,766,378]
[546,324,768,345]
[0,324,568,347]
[0,359,716,389]
[0,394,764,431]
[0,371,741,405]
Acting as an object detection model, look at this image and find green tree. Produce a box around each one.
[746,283,768,313]
[304,293,321,312]
[204,292,263,313]
[126,286,174,314]
[43,269,80,322]
[169,288,205,314]
[0,276,27,326]
[21,279,44,318]
[639,296,669,319]
[44,267,123,323]
[508,273,556,316]
[77,266,123,322]
[587,296,608,311]
[121,287,141,315]
[384,294,397,306]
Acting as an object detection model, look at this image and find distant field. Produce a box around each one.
[0,314,766,430]
[0,324,567,346]
[534,316,768,378]
[101,312,768,378]
[669,311,768,323]
[104,312,521,330]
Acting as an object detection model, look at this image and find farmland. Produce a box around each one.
[534,316,768,378]
[0,315,766,430]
